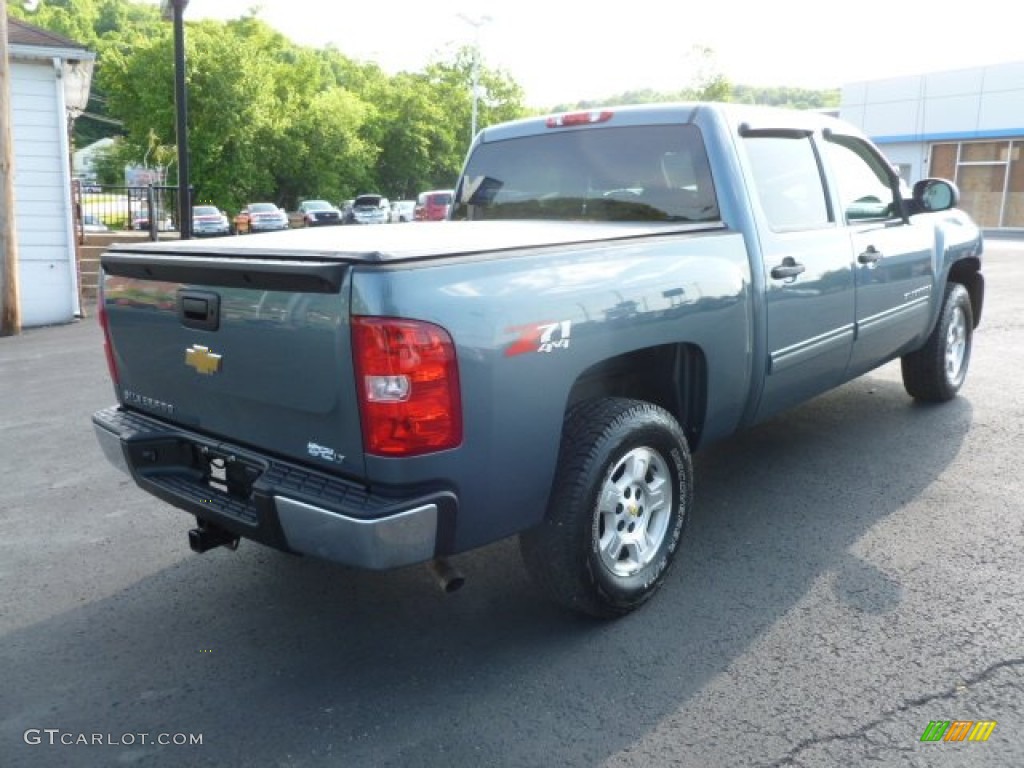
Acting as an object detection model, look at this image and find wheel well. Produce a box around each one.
[565,344,707,449]
[949,257,983,327]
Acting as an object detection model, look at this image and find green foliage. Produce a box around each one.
[11,0,528,213]
[11,4,837,212]
[731,85,840,110]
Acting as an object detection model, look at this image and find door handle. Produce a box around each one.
[858,245,882,264]
[770,257,806,280]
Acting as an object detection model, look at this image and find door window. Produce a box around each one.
[823,136,900,222]
[743,136,831,231]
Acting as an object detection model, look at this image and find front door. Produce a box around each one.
[821,134,935,376]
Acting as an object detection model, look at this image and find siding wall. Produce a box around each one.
[11,58,78,327]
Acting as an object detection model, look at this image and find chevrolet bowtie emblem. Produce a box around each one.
[185,345,222,375]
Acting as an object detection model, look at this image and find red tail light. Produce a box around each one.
[352,317,462,457]
[97,287,119,386]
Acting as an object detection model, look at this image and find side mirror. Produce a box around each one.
[912,178,959,212]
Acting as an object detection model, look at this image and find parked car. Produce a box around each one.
[390,200,416,223]
[81,213,109,233]
[191,205,230,237]
[292,199,343,228]
[414,189,454,221]
[347,194,390,225]
[233,202,289,234]
[131,210,174,231]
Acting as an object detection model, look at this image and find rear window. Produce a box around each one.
[355,195,383,207]
[452,124,719,223]
[427,192,452,206]
[193,206,219,216]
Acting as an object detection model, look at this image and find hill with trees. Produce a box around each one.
[8,1,838,213]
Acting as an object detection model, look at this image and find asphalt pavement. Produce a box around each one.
[1,243,1022,767]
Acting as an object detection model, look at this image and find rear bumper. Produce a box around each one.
[250,220,289,232]
[93,406,453,569]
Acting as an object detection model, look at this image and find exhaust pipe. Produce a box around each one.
[188,521,240,554]
[427,558,465,593]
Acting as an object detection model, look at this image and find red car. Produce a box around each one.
[413,189,453,221]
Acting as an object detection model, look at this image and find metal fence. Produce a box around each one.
[74,181,185,242]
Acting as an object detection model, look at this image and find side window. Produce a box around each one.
[824,136,899,222]
[744,136,831,231]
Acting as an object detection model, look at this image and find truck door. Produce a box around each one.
[821,134,935,377]
[742,132,856,421]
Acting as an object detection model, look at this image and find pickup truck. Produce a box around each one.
[92,103,984,618]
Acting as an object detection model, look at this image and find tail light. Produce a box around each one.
[97,283,119,387]
[546,110,614,128]
[352,317,462,457]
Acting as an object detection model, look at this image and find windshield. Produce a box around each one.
[193,206,219,216]
[304,200,331,210]
[452,125,719,223]
[354,196,383,207]
[250,203,278,213]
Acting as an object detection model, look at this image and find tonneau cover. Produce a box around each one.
[105,219,719,264]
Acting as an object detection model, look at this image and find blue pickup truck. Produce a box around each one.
[93,103,983,617]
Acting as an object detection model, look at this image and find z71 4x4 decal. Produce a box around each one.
[505,320,573,356]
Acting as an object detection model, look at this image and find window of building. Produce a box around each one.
[930,139,1024,227]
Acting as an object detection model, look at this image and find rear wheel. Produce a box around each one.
[901,282,974,402]
[519,398,692,618]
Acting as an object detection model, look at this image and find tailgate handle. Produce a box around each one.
[177,290,220,331]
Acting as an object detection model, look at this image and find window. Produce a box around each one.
[452,124,719,223]
[823,135,899,222]
[929,139,1024,227]
[743,136,830,231]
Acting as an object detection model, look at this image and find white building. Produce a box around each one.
[840,61,1024,229]
[7,17,94,326]
[73,136,115,182]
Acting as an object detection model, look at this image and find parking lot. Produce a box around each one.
[1,242,1022,767]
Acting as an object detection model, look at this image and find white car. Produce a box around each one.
[81,214,109,233]
[389,200,416,223]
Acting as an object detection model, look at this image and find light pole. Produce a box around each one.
[456,13,491,144]
[161,0,191,239]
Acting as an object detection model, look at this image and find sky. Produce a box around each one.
[159,0,1024,107]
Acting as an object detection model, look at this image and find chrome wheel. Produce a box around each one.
[945,305,967,384]
[595,446,673,577]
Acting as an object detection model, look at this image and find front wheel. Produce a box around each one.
[519,398,693,618]
[901,282,974,402]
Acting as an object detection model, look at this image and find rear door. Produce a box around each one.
[742,130,856,421]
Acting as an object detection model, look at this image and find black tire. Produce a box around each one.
[901,282,974,402]
[519,398,693,618]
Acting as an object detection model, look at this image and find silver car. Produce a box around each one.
[349,194,390,225]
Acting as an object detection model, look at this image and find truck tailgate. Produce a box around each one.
[99,251,365,480]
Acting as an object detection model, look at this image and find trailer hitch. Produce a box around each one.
[188,520,240,554]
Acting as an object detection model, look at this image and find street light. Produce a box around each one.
[161,0,191,239]
[456,13,491,144]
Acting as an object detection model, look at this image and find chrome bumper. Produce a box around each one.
[93,408,449,570]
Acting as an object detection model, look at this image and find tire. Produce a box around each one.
[901,282,974,402]
[519,398,693,618]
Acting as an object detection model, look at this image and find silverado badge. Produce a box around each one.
[185,344,222,375]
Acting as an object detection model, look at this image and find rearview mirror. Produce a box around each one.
[912,178,958,212]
